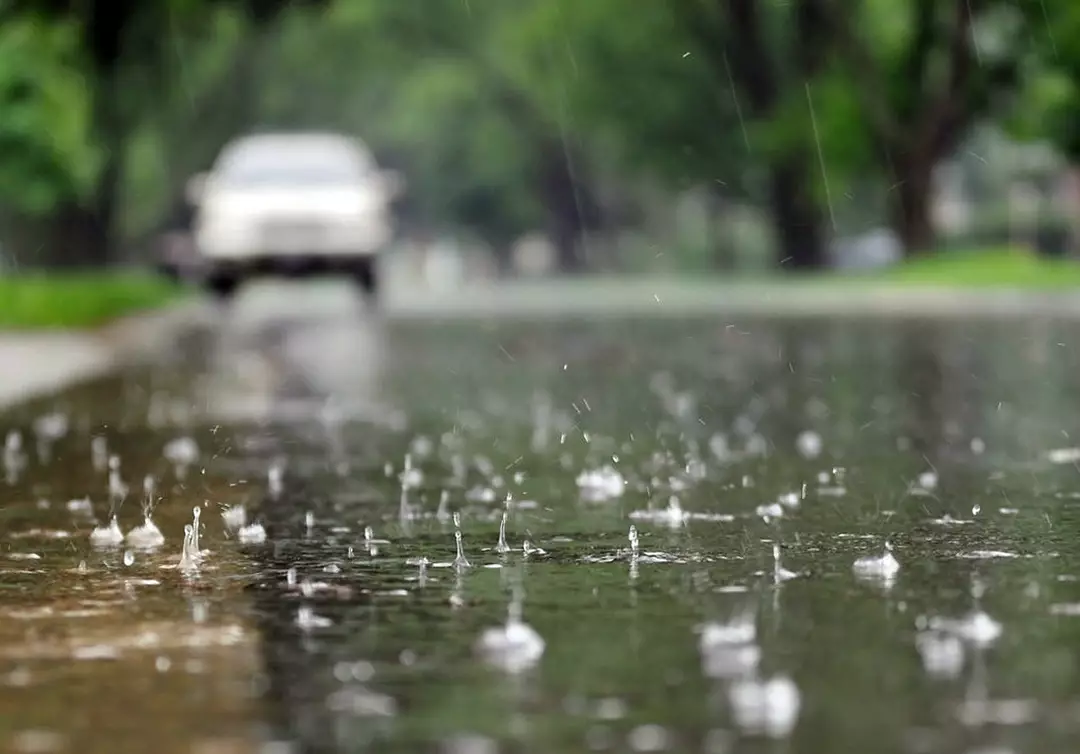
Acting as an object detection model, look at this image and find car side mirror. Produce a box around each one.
[186,172,210,206]
[380,169,405,199]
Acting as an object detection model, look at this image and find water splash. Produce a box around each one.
[296,605,332,630]
[89,516,124,548]
[853,539,900,581]
[178,524,199,573]
[126,516,164,549]
[221,504,246,531]
[629,496,690,527]
[107,454,128,507]
[577,464,625,502]
[416,556,429,587]
[126,475,165,548]
[496,511,511,554]
[772,544,799,584]
[141,475,157,516]
[628,525,640,558]
[399,454,413,522]
[453,512,470,569]
[238,521,267,544]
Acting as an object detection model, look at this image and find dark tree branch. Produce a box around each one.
[922,0,979,156]
[719,0,779,115]
[900,0,937,123]
[794,0,831,74]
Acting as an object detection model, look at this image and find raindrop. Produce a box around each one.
[795,430,822,459]
[191,506,202,554]
[90,435,108,471]
[436,491,451,522]
[268,461,284,498]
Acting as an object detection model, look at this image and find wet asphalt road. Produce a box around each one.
[7,281,1080,754]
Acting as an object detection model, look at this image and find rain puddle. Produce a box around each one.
[3,314,1080,753]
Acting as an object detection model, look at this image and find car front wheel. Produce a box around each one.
[205,272,241,301]
[352,259,378,301]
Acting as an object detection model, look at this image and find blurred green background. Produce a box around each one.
[1,0,1079,297]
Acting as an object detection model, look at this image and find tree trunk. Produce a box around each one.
[768,158,827,269]
[30,147,123,269]
[537,139,593,274]
[892,154,935,255]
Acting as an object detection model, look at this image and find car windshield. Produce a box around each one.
[216,140,370,187]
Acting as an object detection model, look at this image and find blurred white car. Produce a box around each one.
[187,131,403,300]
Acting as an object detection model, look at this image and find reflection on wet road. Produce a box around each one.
[6,287,1080,753]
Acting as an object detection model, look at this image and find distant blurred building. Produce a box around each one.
[511,232,556,276]
[422,237,465,290]
[932,163,972,236]
[830,228,902,270]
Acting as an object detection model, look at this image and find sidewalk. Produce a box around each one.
[0,300,203,410]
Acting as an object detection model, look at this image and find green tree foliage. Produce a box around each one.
[1012,0,1080,160]
[0,17,101,214]
[258,5,548,251]
[249,0,607,269]
[0,0,1076,270]
[0,0,329,266]
[511,0,1041,259]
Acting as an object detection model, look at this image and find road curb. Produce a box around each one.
[0,298,204,411]
[387,282,1080,319]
